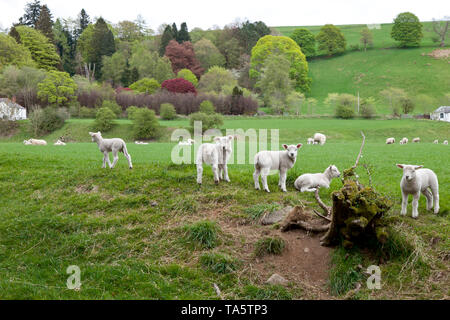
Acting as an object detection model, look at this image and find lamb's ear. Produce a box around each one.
[296,143,302,149]
[396,164,404,169]
[414,165,423,170]
[214,136,220,142]
[282,144,288,149]
[228,135,234,140]
[88,132,94,136]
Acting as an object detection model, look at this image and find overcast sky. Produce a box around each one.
[1,0,449,31]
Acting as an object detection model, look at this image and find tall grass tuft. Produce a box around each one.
[184,220,220,249]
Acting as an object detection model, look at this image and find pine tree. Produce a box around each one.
[36,5,54,43]
[89,17,115,79]
[121,60,132,87]
[171,23,178,41]
[177,22,191,43]
[74,9,90,40]
[159,25,174,56]
[19,0,41,28]
[130,67,139,84]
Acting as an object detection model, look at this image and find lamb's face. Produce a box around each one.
[89,131,102,142]
[214,135,233,152]
[397,164,423,182]
[283,144,302,160]
[329,165,341,178]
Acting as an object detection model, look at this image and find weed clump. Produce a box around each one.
[199,252,238,274]
[254,237,286,257]
[184,220,220,249]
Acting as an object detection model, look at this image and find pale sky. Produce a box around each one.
[0,0,449,32]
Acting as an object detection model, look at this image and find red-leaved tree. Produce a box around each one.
[164,40,204,78]
[161,78,197,95]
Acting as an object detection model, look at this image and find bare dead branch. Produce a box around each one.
[314,188,331,216]
[352,131,366,169]
[313,209,332,222]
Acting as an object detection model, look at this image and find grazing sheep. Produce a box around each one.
[386,137,395,144]
[444,140,448,145]
[400,137,408,145]
[254,143,302,192]
[307,138,314,145]
[89,131,132,169]
[313,133,326,145]
[294,165,341,192]
[135,141,148,145]
[23,138,47,145]
[433,139,438,144]
[179,139,195,146]
[196,135,233,185]
[412,137,420,143]
[54,139,66,146]
[396,164,439,218]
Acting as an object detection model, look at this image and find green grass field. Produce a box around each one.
[273,22,450,113]
[0,118,448,299]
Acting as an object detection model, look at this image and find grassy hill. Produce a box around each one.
[273,22,450,114]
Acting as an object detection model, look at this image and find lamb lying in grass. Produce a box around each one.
[179,139,194,146]
[135,141,148,145]
[307,138,314,145]
[313,133,326,145]
[196,135,233,184]
[444,140,448,145]
[253,143,302,192]
[89,131,132,169]
[294,165,341,192]
[412,137,420,143]
[400,137,408,145]
[54,139,66,146]
[23,139,47,145]
[433,139,438,144]
[396,164,439,218]
[386,137,395,144]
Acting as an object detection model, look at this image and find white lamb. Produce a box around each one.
[433,139,438,144]
[135,141,148,145]
[400,137,408,145]
[54,139,66,146]
[294,165,341,192]
[313,133,326,145]
[253,143,302,193]
[386,137,395,144]
[23,138,47,145]
[196,135,233,184]
[396,164,439,218]
[307,138,314,145]
[179,139,195,146]
[89,131,132,169]
[412,137,420,143]
[443,140,448,145]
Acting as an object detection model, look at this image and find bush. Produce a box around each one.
[129,78,160,94]
[254,237,286,257]
[101,100,122,118]
[400,97,415,114]
[68,102,80,117]
[94,107,116,132]
[199,253,238,274]
[28,107,67,136]
[126,106,140,120]
[161,78,197,95]
[189,112,223,132]
[360,97,376,119]
[0,120,19,136]
[79,106,97,118]
[199,100,215,114]
[335,104,355,119]
[159,103,177,120]
[177,69,198,87]
[132,108,160,140]
[184,220,219,249]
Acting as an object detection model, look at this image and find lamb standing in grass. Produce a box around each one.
[313,133,326,145]
[294,165,341,192]
[254,143,302,192]
[396,164,439,218]
[386,137,395,144]
[307,138,314,145]
[412,137,420,143]
[400,137,408,145]
[196,135,233,185]
[89,131,132,169]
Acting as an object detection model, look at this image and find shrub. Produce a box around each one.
[184,220,219,249]
[68,102,81,117]
[360,97,376,119]
[400,97,415,114]
[132,108,160,140]
[189,112,223,132]
[79,106,97,118]
[129,78,160,94]
[94,107,116,132]
[126,106,140,120]
[0,120,19,136]
[177,68,198,87]
[254,237,286,257]
[101,100,122,118]
[199,253,238,274]
[199,100,215,114]
[161,78,197,95]
[159,103,177,120]
[335,104,355,119]
[28,107,67,136]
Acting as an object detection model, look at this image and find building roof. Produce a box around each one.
[0,98,26,110]
[433,106,450,113]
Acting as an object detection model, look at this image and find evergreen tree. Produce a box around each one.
[74,9,90,40]
[159,25,174,56]
[54,19,75,74]
[36,5,54,43]
[171,23,178,41]
[130,66,139,83]
[121,60,132,87]
[19,0,41,28]
[177,22,191,43]
[89,17,116,79]
[8,26,21,43]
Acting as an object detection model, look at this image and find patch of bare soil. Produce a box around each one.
[427,49,450,59]
[75,184,99,194]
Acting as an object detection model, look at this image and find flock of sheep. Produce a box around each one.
[386,137,448,145]
[22,130,443,219]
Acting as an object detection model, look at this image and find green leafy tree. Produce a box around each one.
[14,26,61,70]
[193,38,225,70]
[102,52,127,86]
[130,45,174,83]
[101,100,122,117]
[290,28,316,58]
[379,87,407,116]
[250,35,311,93]
[391,12,423,47]
[177,68,198,86]
[129,78,160,94]
[199,100,215,114]
[159,103,177,120]
[198,66,237,93]
[37,70,77,106]
[0,34,35,70]
[189,112,223,132]
[89,17,116,79]
[94,107,116,132]
[35,4,54,43]
[316,24,347,55]
[116,20,143,42]
[215,30,242,69]
[132,108,160,139]
[360,27,373,51]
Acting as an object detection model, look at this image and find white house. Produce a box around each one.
[430,106,450,122]
[0,98,27,120]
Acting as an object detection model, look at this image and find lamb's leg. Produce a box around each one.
[302,187,318,192]
[111,150,119,168]
[104,152,112,168]
[400,191,408,216]
[431,185,439,214]
[422,189,433,211]
[218,164,224,180]
[253,167,261,190]
[212,164,219,184]
[196,163,203,185]
[123,149,132,169]
[411,192,420,219]
[261,167,270,193]
[279,168,287,192]
[223,164,230,182]
[102,152,108,168]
